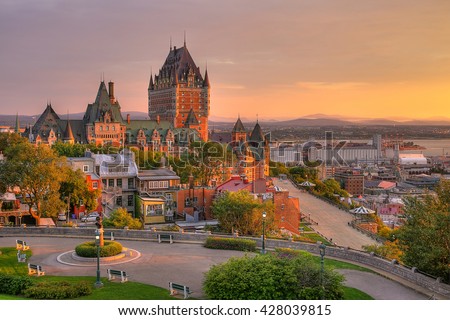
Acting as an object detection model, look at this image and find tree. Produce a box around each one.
[171,141,235,185]
[0,139,67,224]
[102,207,142,229]
[59,168,101,213]
[397,180,450,282]
[203,252,344,300]
[211,190,275,235]
[269,161,289,177]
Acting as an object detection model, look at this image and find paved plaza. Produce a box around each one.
[0,236,429,300]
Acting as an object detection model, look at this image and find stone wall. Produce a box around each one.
[1,226,449,298]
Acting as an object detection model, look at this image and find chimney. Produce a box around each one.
[108,81,115,102]
[127,114,130,124]
[156,115,160,124]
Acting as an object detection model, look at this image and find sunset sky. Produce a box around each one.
[1,0,450,121]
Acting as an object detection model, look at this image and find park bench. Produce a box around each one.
[17,250,27,263]
[169,282,192,299]
[28,263,45,276]
[158,233,173,244]
[16,239,30,251]
[107,269,128,283]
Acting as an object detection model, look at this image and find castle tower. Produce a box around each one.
[148,41,210,141]
[231,116,247,143]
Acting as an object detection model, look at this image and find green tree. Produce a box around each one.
[59,168,101,213]
[397,180,450,282]
[211,190,275,235]
[269,161,289,177]
[102,207,143,229]
[0,140,66,223]
[170,141,235,185]
[203,252,344,300]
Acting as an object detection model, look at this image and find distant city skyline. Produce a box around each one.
[1,1,449,120]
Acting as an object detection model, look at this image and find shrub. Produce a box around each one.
[23,281,92,299]
[203,253,344,300]
[0,274,35,295]
[102,208,142,229]
[75,241,123,257]
[204,237,256,252]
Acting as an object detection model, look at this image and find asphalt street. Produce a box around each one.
[273,178,378,249]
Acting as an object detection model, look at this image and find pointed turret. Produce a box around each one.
[232,116,246,133]
[249,121,264,142]
[203,68,210,87]
[149,73,154,90]
[63,120,75,144]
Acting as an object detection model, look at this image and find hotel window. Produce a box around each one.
[116,196,122,206]
[127,195,133,207]
[112,126,115,131]
[108,179,114,187]
[83,165,89,172]
[128,178,134,189]
[117,179,122,188]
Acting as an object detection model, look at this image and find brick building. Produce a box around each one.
[148,41,210,141]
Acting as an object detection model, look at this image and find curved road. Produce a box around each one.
[273,178,378,249]
[0,236,428,300]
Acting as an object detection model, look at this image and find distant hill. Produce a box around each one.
[2,112,450,129]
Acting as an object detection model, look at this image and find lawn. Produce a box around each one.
[32,276,177,300]
[342,287,374,300]
[0,247,32,275]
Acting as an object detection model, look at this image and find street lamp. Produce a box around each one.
[319,243,326,299]
[261,211,267,254]
[94,229,103,288]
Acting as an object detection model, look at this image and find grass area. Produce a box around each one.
[342,287,374,300]
[299,223,313,232]
[322,257,373,273]
[297,233,331,245]
[32,276,177,300]
[0,247,31,275]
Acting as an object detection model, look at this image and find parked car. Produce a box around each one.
[58,213,67,221]
[81,212,100,222]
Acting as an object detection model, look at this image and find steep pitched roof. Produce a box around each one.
[185,108,200,126]
[155,44,204,86]
[32,103,62,138]
[83,81,124,125]
[64,120,74,141]
[232,117,246,133]
[249,122,264,142]
[57,120,87,143]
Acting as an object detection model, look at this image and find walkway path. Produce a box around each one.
[0,236,428,300]
[273,178,378,249]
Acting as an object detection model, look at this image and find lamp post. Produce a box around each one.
[319,243,326,299]
[94,229,103,288]
[261,211,267,254]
